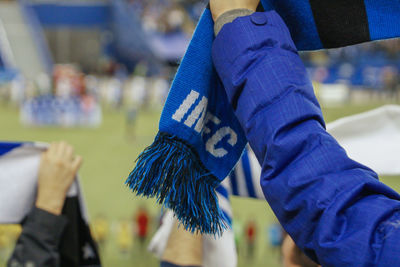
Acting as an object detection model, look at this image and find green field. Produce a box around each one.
[0,101,399,267]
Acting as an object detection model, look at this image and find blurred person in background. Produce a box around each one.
[244,219,257,261]
[125,107,138,140]
[92,214,110,251]
[233,218,243,254]
[7,142,82,267]
[135,206,150,249]
[117,219,133,256]
[382,66,399,100]
[0,225,21,262]
[267,222,283,253]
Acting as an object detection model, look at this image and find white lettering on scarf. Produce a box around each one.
[205,126,237,158]
[185,96,208,132]
[172,90,238,158]
[172,90,199,122]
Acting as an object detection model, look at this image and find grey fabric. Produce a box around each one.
[214,9,254,35]
[8,207,68,267]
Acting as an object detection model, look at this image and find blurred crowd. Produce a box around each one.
[128,0,206,35]
[90,206,154,256]
[303,39,400,94]
[0,0,398,125]
[0,208,284,265]
[0,62,170,128]
[0,45,397,126]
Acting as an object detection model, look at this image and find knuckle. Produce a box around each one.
[56,159,67,167]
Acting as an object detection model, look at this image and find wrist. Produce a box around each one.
[36,200,64,215]
[214,9,254,35]
[35,191,66,215]
[210,0,259,22]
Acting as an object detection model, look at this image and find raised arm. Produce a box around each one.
[8,142,82,267]
[210,4,400,266]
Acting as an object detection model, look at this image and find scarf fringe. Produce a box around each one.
[126,132,227,235]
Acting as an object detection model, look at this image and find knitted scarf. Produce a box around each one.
[127,0,400,235]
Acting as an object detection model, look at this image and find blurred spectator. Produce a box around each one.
[233,219,243,254]
[0,225,21,261]
[92,215,110,250]
[125,107,138,140]
[244,219,257,261]
[131,0,197,35]
[267,223,283,250]
[117,219,133,256]
[18,65,102,128]
[7,142,82,267]
[381,66,399,99]
[135,206,150,249]
[303,39,400,92]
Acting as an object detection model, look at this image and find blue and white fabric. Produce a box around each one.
[149,105,400,266]
[127,1,400,235]
[0,142,83,223]
[0,141,101,265]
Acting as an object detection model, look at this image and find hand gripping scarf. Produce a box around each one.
[0,142,101,266]
[126,0,400,235]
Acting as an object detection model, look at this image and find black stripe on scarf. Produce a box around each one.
[309,0,371,48]
[257,3,265,12]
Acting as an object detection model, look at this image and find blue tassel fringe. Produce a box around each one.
[126,132,227,236]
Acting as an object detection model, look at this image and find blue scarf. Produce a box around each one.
[127,0,400,235]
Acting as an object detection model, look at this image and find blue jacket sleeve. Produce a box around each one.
[212,11,400,267]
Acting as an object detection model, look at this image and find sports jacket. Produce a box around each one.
[213,11,400,267]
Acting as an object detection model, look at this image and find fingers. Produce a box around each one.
[71,155,83,174]
[46,142,58,158]
[45,141,82,172]
[57,141,69,159]
[64,143,74,161]
[47,141,75,160]
[36,141,82,216]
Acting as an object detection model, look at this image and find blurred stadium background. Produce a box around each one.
[0,0,398,266]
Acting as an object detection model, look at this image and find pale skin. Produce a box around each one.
[162,222,203,266]
[35,142,82,215]
[209,0,260,22]
[282,235,321,267]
